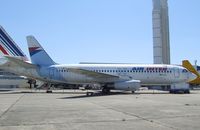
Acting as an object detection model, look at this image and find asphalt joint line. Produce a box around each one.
[88,100,178,130]
[0,94,25,119]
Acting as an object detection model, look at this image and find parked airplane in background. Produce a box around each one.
[0,35,197,93]
[0,25,29,89]
[182,60,200,85]
[0,26,28,61]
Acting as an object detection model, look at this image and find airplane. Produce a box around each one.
[0,25,28,60]
[0,35,197,94]
[0,25,29,89]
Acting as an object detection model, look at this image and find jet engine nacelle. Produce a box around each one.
[113,80,141,91]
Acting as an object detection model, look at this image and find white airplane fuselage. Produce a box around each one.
[0,57,193,86]
[36,64,193,85]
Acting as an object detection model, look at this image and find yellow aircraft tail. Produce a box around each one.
[182,60,200,84]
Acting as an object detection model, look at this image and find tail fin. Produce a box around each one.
[182,60,200,84]
[0,25,28,61]
[26,36,55,66]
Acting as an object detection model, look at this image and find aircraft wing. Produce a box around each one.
[68,68,120,81]
[4,56,37,69]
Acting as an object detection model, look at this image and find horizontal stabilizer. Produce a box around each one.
[4,56,36,69]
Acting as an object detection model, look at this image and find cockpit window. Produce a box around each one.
[182,69,188,73]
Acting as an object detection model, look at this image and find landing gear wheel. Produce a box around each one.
[184,90,190,94]
[46,90,53,93]
[102,88,110,94]
[46,84,53,93]
[86,92,94,96]
[132,91,135,94]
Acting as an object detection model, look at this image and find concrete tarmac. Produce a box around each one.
[0,90,200,130]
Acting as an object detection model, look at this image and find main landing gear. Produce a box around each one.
[27,79,36,89]
[46,84,53,93]
[86,87,111,96]
[102,87,111,94]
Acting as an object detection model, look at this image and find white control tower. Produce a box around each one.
[152,0,170,64]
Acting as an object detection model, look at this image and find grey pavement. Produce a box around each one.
[0,90,200,130]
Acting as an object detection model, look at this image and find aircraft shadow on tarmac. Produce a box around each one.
[59,92,134,99]
[58,91,170,99]
[59,90,197,99]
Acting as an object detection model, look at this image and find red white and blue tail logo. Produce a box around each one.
[0,44,9,55]
[27,36,55,66]
[29,47,42,56]
[0,26,28,61]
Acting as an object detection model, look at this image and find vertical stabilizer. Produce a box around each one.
[0,25,28,61]
[26,36,55,66]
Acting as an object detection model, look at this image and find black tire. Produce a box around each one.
[185,90,190,94]
[102,88,110,94]
[46,90,52,93]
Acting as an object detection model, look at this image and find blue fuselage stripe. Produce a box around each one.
[0,36,16,56]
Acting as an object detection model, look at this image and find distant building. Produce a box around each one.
[152,0,170,64]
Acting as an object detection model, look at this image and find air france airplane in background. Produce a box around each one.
[0,36,197,93]
[0,26,29,88]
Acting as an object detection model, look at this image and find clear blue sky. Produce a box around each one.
[1,0,200,64]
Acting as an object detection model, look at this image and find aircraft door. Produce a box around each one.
[49,68,54,79]
[174,68,180,78]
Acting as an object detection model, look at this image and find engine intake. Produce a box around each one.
[113,80,141,91]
